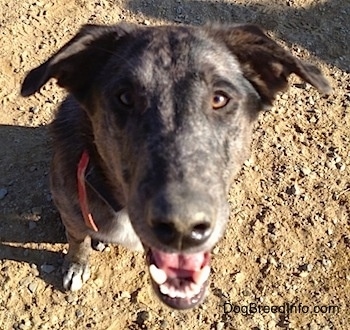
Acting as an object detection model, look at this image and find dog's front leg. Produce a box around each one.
[62,231,92,291]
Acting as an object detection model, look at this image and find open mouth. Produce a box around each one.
[146,248,211,309]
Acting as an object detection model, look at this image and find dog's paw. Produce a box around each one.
[62,262,91,291]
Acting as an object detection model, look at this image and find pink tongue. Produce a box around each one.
[152,250,207,278]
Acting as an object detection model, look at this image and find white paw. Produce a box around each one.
[62,262,91,291]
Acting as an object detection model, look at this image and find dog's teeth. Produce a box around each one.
[190,283,201,296]
[193,265,210,285]
[159,284,170,295]
[176,290,187,299]
[168,288,177,298]
[150,264,167,285]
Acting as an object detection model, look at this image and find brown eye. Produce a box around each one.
[212,92,229,110]
[118,90,134,107]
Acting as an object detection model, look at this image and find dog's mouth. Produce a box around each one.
[146,248,210,309]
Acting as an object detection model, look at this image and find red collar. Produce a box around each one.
[77,150,99,232]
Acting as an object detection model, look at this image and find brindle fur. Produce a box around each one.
[21,23,331,307]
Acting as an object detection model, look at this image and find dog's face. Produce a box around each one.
[21,23,330,309]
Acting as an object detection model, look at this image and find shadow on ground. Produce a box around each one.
[0,124,65,288]
[126,0,349,72]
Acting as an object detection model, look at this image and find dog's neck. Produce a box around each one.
[77,150,122,231]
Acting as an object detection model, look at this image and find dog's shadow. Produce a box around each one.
[0,124,66,290]
[126,0,349,72]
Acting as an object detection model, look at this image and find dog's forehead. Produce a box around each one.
[112,27,242,85]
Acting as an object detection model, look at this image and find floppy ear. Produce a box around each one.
[21,23,136,100]
[210,24,331,106]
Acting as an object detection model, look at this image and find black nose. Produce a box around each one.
[152,218,213,249]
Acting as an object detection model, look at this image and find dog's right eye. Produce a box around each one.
[117,90,134,107]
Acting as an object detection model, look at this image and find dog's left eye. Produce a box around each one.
[212,92,230,110]
[118,90,134,107]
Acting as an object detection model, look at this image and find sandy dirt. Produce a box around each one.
[0,0,349,329]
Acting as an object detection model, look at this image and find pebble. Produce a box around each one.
[327,228,333,235]
[30,264,40,276]
[41,264,56,273]
[137,310,150,323]
[212,246,220,255]
[20,277,32,287]
[301,167,312,176]
[120,291,131,299]
[235,272,245,284]
[286,183,301,195]
[309,320,319,330]
[18,320,32,330]
[336,163,346,171]
[28,282,38,293]
[93,277,103,288]
[267,320,276,329]
[216,322,225,330]
[75,309,84,318]
[325,160,337,170]
[159,320,169,329]
[268,256,278,267]
[65,294,77,304]
[298,271,309,278]
[0,188,8,200]
[322,258,332,268]
[29,106,40,114]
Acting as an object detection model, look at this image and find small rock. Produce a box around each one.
[301,167,312,176]
[159,320,168,329]
[309,320,319,330]
[136,310,150,324]
[20,277,32,287]
[28,282,38,293]
[325,160,337,170]
[298,271,309,278]
[212,246,220,255]
[143,19,150,25]
[336,163,346,171]
[234,272,245,284]
[0,188,8,200]
[322,258,331,268]
[92,241,106,252]
[120,291,131,299]
[267,320,276,329]
[286,183,302,196]
[93,277,103,288]
[41,264,56,274]
[29,106,39,114]
[18,319,32,330]
[30,264,39,276]
[75,309,84,318]
[28,221,37,230]
[268,256,278,267]
[327,228,333,235]
[65,294,76,304]
[216,322,225,330]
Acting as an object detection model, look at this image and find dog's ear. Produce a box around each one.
[21,23,136,99]
[210,24,331,107]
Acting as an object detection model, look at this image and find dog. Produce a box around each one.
[21,23,331,309]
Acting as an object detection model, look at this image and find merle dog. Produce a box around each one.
[21,23,331,309]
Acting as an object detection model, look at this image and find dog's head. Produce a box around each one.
[21,23,330,309]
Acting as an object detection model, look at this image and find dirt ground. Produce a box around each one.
[0,0,349,329]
